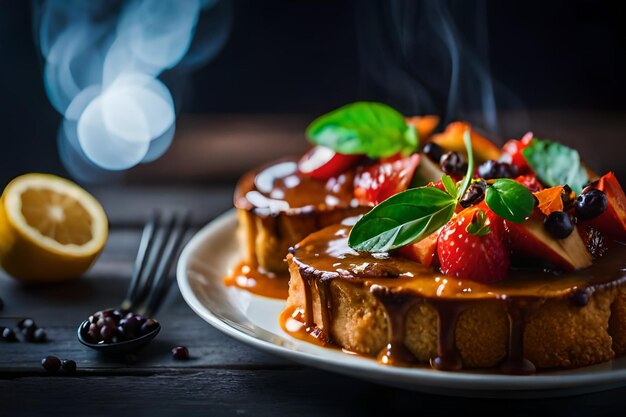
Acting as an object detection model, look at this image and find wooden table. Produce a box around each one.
[0,184,624,417]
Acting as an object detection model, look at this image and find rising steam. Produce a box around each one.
[33,0,231,182]
[355,0,524,135]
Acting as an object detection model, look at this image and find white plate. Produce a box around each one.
[177,210,626,398]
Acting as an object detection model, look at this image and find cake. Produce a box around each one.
[227,103,439,297]
[273,102,626,373]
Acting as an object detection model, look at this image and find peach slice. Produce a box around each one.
[397,230,439,267]
[430,121,501,163]
[405,115,440,141]
[506,217,592,271]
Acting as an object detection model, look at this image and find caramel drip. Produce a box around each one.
[223,262,289,299]
[316,279,334,343]
[302,276,314,326]
[371,285,422,366]
[429,300,468,371]
[500,298,544,374]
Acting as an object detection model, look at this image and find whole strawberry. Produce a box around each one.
[437,207,510,282]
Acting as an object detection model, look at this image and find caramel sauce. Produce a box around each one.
[223,262,289,299]
[234,158,359,217]
[283,223,626,373]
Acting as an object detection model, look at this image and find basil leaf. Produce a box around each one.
[441,175,457,199]
[306,102,417,158]
[348,187,456,252]
[485,178,535,223]
[521,138,588,193]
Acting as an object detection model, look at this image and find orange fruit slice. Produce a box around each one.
[0,173,108,282]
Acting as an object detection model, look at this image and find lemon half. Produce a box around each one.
[0,173,108,282]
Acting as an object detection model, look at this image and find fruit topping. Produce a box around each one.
[514,175,543,192]
[298,146,362,180]
[543,211,574,239]
[575,189,608,220]
[505,217,592,271]
[172,346,190,360]
[354,153,420,206]
[477,160,518,180]
[440,151,467,177]
[405,115,440,140]
[430,121,501,162]
[578,172,626,240]
[397,230,439,267]
[501,132,533,174]
[437,207,509,282]
[533,186,564,216]
[423,142,444,163]
[459,180,487,208]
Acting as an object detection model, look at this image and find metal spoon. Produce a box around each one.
[77,212,190,355]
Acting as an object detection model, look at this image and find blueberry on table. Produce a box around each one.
[61,359,77,373]
[172,346,189,360]
[33,328,48,343]
[575,189,608,220]
[2,327,18,342]
[544,211,574,239]
[41,356,61,373]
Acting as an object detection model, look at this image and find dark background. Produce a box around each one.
[0,0,624,179]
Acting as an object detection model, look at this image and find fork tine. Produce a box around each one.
[121,211,160,311]
[131,214,177,310]
[141,212,191,317]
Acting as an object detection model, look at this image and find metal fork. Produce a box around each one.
[77,211,191,354]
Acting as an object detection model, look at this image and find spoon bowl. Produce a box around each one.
[77,318,161,355]
[77,212,189,356]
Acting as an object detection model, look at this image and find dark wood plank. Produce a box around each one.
[2,369,626,417]
[0,228,288,371]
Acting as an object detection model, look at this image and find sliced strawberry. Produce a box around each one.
[502,132,533,174]
[514,174,543,192]
[298,146,362,180]
[354,154,420,206]
[437,207,510,282]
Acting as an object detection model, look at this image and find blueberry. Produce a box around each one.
[0,297,4,311]
[1,327,17,342]
[41,356,61,373]
[61,359,77,374]
[423,142,443,163]
[17,318,36,330]
[477,160,518,180]
[575,189,608,220]
[33,328,48,343]
[544,211,574,239]
[440,152,467,176]
[140,319,159,335]
[460,181,487,208]
[172,346,189,360]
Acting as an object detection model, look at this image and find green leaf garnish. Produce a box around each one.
[306,102,417,158]
[466,209,491,236]
[456,130,475,199]
[485,178,535,223]
[441,175,457,199]
[521,138,589,193]
[348,187,456,252]
[348,129,476,252]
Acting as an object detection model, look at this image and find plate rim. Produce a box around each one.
[176,209,626,393]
